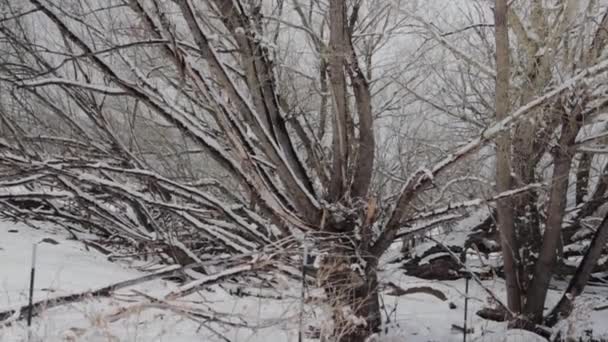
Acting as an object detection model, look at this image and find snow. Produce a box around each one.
[2,221,608,341]
[0,222,301,342]
[418,252,450,265]
[0,223,136,308]
[483,329,548,342]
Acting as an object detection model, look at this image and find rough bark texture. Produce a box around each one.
[576,152,592,205]
[317,232,381,342]
[328,0,350,200]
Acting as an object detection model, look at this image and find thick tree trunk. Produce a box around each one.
[341,271,381,342]
[319,258,381,342]
[317,212,381,342]
[494,0,522,314]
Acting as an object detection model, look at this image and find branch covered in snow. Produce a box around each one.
[20,78,127,95]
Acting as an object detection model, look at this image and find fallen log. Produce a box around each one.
[476,307,508,322]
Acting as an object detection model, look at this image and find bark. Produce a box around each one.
[576,161,608,219]
[588,7,608,64]
[327,0,351,200]
[511,119,547,284]
[318,59,329,140]
[344,22,375,199]
[575,152,592,205]
[545,211,608,326]
[317,237,381,342]
[512,185,542,297]
[494,0,522,314]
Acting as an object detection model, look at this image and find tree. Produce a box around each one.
[494,0,520,314]
[2,0,608,341]
[409,0,608,331]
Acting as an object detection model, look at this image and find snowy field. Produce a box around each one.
[1,222,607,342]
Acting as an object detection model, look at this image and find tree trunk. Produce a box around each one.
[494,0,522,314]
[575,152,592,205]
[327,0,350,200]
[513,189,542,296]
[524,108,583,323]
[342,271,381,342]
[317,227,381,342]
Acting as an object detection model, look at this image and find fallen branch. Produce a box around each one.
[166,262,263,299]
[385,282,448,301]
[0,264,182,323]
[0,255,256,323]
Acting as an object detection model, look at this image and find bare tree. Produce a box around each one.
[411,0,608,331]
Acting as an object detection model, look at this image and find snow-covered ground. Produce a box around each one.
[0,222,301,342]
[1,221,607,341]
